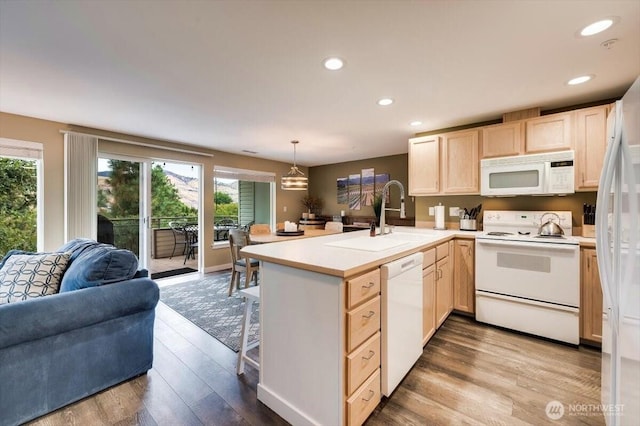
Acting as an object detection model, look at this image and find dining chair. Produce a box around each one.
[228,229,259,296]
[325,221,344,232]
[249,224,271,235]
[168,221,188,259]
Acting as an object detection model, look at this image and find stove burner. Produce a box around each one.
[518,231,531,235]
[486,232,514,236]
[534,234,565,239]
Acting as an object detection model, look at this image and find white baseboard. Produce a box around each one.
[257,384,320,426]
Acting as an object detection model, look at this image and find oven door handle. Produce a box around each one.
[476,239,578,251]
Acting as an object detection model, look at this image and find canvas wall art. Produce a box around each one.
[348,174,361,210]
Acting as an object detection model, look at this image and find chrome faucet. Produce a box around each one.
[379,180,406,235]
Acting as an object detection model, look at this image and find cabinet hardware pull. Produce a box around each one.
[587,256,590,269]
[362,310,375,319]
[362,389,375,402]
[362,282,375,289]
[362,350,375,360]
[582,172,585,184]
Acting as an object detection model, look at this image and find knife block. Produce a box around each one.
[582,218,595,238]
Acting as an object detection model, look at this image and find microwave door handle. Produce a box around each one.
[542,161,550,193]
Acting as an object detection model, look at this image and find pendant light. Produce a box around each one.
[281,140,308,190]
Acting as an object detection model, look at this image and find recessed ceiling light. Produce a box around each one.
[567,75,594,85]
[580,18,615,37]
[323,57,344,70]
[410,121,423,126]
[377,98,394,106]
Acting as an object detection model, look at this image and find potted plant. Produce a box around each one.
[373,194,383,226]
[301,195,323,219]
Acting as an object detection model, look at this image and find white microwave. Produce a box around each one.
[480,150,575,196]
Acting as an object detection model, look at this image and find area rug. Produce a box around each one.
[159,272,259,352]
[151,267,197,280]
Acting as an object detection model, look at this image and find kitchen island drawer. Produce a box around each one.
[346,269,380,309]
[346,369,381,426]
[346,296,381,352]
[346,331,381,396]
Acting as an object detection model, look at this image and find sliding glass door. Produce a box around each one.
[97,157,150,268]
[98,156,201,278]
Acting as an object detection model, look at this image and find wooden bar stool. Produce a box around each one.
[237,285,260,375]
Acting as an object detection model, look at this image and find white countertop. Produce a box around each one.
[241,226,481,278]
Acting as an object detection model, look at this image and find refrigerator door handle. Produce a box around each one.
[596,101,622,334]
[618,119,639,300]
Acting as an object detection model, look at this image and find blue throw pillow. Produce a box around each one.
[57,238,103,263]
[59,245,139,292]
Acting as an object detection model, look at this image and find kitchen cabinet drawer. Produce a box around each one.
[346,269,380,309]
[346,296,381,352]
[423,248,435,267]
[436,242,449,261]
[346,331,380,396]
[346,369,381,426]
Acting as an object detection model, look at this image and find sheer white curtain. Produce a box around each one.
[64,132,98,241]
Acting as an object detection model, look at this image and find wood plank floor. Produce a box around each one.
[28,295,603,425]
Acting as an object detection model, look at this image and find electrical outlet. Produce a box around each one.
[450,207,460,217]
[283,206,287,212]
[428,206,435,216]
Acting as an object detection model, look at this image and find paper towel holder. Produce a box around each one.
[434,202,446,230]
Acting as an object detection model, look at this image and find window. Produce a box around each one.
[213,166,275,242]
[0,139,43,256]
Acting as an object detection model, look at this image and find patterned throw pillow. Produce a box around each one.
[0,252,71,304]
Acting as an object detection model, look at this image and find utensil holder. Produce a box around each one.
[582,218,595,238]
[460,219,477,231]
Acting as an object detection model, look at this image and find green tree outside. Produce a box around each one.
[0,158,37,257]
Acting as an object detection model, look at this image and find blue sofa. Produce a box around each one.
[0,239,159,426]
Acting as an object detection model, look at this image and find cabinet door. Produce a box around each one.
[442,130,480,194]
[481,121,524,158]
[575,106,608,190]
[435,256,452,328]
[581,249,603,343]
[525,112,573,153]
[422,264,436,345]
[453,239,475,314]
[408,136,440,195]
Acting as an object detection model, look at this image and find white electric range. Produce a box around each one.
[475,210,580,344]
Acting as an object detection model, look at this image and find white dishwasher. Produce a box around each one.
[381,252,423,396]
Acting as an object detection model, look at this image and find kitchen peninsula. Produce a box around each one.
[241,227,475,426]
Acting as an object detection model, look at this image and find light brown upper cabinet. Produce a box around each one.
[409,130,479,196]
[481,121,524,158]
[525,112,574,153]
[575,105,609,191]
[408,135,440,195]
[442,130,480,194]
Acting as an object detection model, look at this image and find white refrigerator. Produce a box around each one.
[596,76,640,426]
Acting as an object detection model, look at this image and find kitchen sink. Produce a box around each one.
[324,236,412,252]
[383,231,437,241]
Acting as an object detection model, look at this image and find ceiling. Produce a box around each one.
[1,1,639,167]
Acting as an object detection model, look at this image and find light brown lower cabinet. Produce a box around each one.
[580,248,603,344]
[453,239,475,314]
[423,263,436,345]
[344,269,381,425]
[435,242,452,328]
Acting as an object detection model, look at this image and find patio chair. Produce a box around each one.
[168,221,188,259]
[228,229,259,296]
